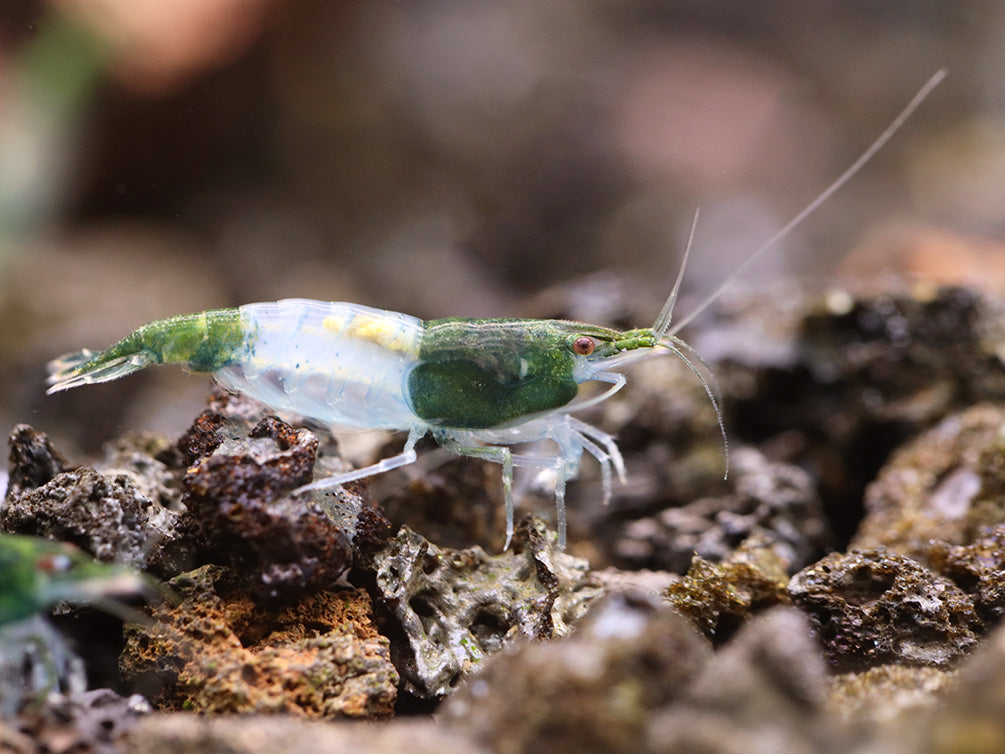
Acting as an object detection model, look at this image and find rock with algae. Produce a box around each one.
[646,607,839,754]
[612,446,828,575]
[697,284,1005,544]
[377,443,509,553]
[858,618,1005,753]
[179,409,356,602]
[826,664,957,724]
[176,389,387,596]
[793,286,1005,429]
[854,404,1005,560]
[926,525,1005,625]
[369,516,603,698]
[3,425,193,577]
[5,388,382,602]
[664,535,791,645]
[788,548,982,670]
[442,599,844,754]
[905,616,1005,753]
[3,423,71,500]
[120,564,398,718]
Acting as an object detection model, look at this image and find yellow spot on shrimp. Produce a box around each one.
[323,313,419,355]
[322,314,347,333]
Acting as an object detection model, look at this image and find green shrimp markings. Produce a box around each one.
[408,319,667,428]
[0,534,155,625]
[409,319,581,428]
[152,308,248,371]
[0,534,161,717]
[119,308,248,372]
[46,308,250,392]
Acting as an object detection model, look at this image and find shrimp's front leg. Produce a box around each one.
[540,415,628,543]
[509,450,578,548]
[568,416,627,503]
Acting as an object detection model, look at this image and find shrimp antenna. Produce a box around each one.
[653,207,700,340]
[666,67,947,339]
[668,334,729,478]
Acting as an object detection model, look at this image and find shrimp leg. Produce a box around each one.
[294,428,424,494]
[569,416,627,484]
[434,435,516,546]
[433,434,575,547]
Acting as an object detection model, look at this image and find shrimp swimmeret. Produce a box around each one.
[47,71,945,549]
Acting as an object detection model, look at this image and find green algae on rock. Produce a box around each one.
[854,404,1005,560]
[697,284,1005,546]
[826,664,957,724]
[612,446,827,575]
[926,525,1005,625]
[664,535,790,644]
[441,592,710,754]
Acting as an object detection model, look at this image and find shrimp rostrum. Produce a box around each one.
[46,70,945,549]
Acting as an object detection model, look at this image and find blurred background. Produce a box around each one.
[1,0,1003,457]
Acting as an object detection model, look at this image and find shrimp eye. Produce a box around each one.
[36,554,72,573]
[572,336,596,356]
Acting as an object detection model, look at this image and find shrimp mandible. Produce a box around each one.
[46,71,945,549]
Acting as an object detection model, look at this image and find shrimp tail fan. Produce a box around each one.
[46,348,158,393]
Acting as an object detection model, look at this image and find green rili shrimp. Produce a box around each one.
[0,534,155,626]
[46,71,944,548]
[0,534,160,717]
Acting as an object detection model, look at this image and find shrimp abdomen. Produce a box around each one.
[213,300,426,430]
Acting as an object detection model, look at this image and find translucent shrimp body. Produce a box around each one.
[215,301,426,431]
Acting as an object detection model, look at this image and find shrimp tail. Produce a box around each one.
[46,349,159,392]
[46,308,246,394]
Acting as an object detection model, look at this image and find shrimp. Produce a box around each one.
[0,534,157,626]
[46,70,945,549]
[0,534,160,716]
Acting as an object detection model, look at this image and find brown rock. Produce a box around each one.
[120,565,398,718]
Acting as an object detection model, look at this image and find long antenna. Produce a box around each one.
[653,207,700,339]
[667,68,947,338]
